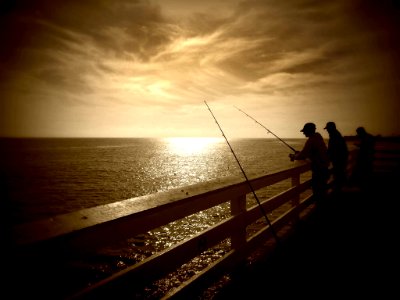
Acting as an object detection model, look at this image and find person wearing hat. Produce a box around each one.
[289,122,330,204]
[324,121,349,194]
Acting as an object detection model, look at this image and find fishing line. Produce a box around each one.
[204,101,280,245]
[234,105,297,153]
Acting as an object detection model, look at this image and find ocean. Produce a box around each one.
[2,137,315,298]
[1,137,306,225]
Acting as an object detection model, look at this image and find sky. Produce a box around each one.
[0,0,399,138]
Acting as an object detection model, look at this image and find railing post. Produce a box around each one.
[291,174,300,222]
[291,174,300,207]
[230,194,247,250]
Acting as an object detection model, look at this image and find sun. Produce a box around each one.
[165,137,220,156]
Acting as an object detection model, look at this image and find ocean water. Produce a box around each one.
[2,137,314,298]
[0,137,306,225]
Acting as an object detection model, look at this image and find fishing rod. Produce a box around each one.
[234,105,297,153]
[204,101,280,245]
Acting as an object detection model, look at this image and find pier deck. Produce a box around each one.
[211,172,399,299]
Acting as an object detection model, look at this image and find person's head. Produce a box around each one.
[300,122,316,137]
[324,121,336,133]
[356,126,366,137]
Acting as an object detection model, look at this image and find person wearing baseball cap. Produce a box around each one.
[290,122,330,205]
[324,121,349,194]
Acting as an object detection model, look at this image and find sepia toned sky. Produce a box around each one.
[1,0,399,138]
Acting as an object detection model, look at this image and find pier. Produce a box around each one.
[213,166,399,298]
[6,137,400,299]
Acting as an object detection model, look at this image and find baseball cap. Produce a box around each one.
[300,122,316,132]
[324,122,336,130]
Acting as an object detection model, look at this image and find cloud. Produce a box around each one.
[0,0,172,93]
[0,0,388,100]
[0,0,399,137]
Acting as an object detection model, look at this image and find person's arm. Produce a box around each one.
[289,139,310,161]
[295,139,311,160]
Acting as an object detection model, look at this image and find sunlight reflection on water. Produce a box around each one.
[164,137,222,156]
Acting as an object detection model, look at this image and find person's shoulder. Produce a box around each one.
[366,133,375,141]
[309,132,324,143]
[313,132,323,139]
[335,130,344,137]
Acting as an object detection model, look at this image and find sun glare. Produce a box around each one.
[166,137,221,156]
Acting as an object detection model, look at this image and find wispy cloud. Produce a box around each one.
[0,0,399,137]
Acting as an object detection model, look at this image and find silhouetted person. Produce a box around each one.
[289,123,330,205]
[324,121,349,194]
[351,126,375,189]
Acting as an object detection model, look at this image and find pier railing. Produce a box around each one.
[14,138,400,300]
[12,160,318,299]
